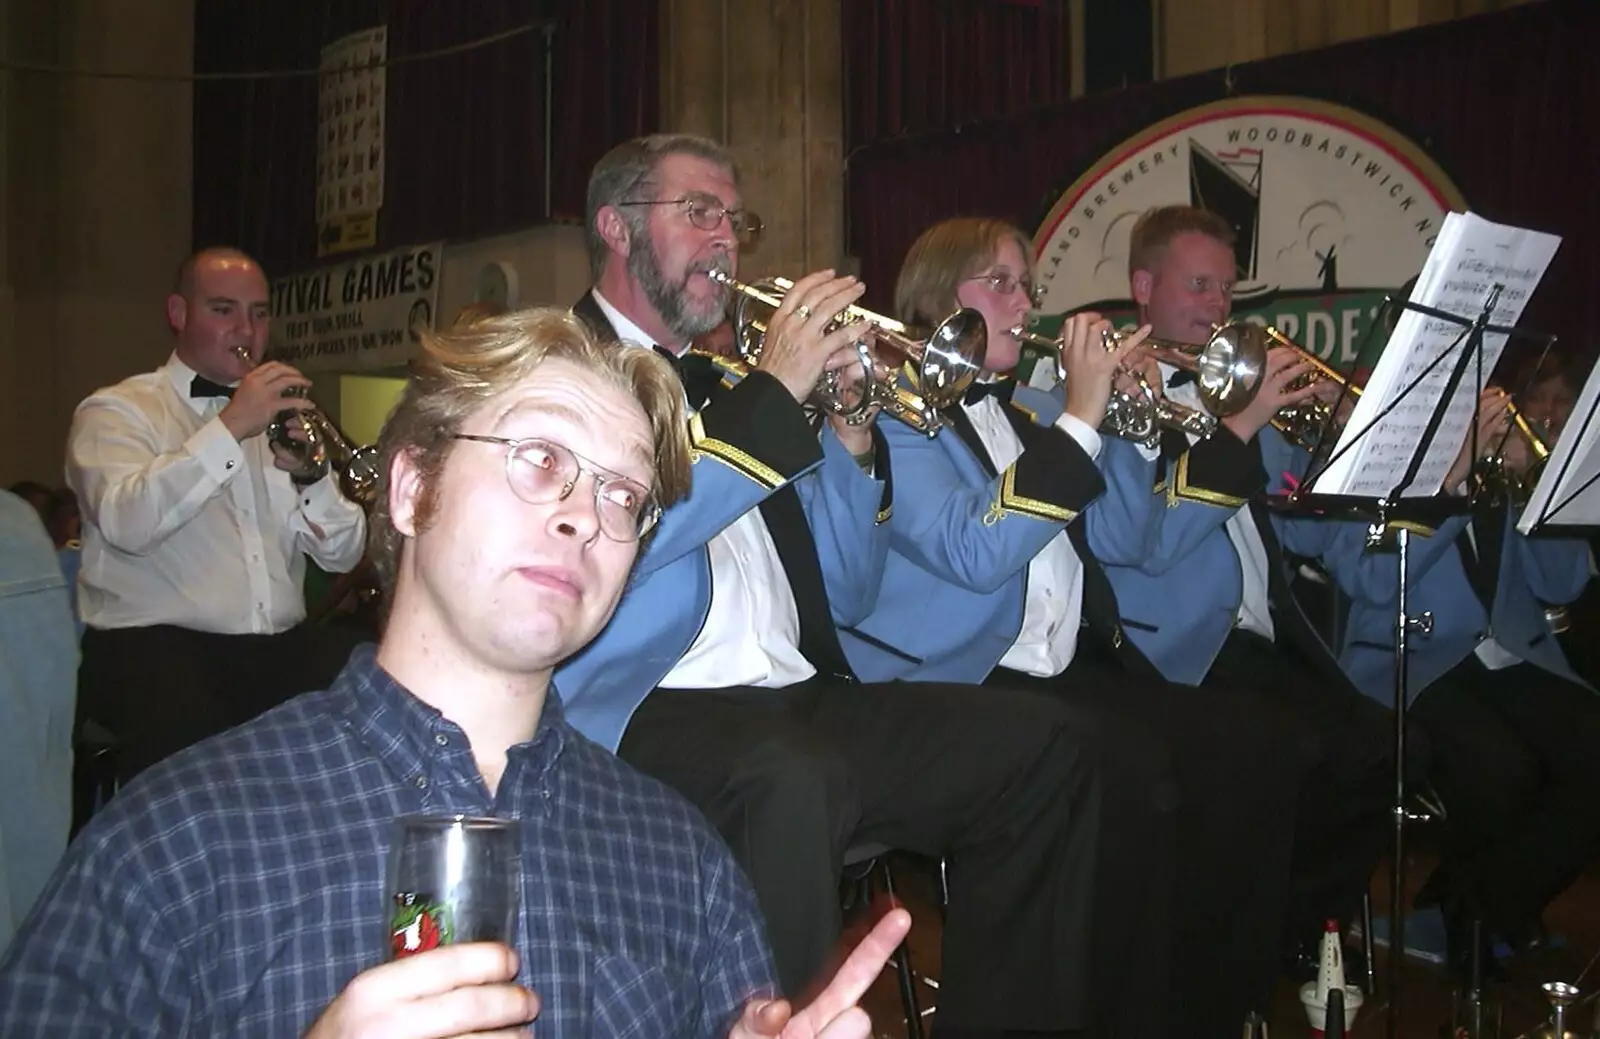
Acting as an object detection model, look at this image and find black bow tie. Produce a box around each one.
[964,379,1016,407]
[190,375,236,399]
[654,346,719,406]
[1167,369,1196,389]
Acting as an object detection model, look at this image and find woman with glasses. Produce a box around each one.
[837,216,1311,1036]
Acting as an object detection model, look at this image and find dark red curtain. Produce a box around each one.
[845,0,1600,357]
[842,0,1072,154]
[192,0,658,276]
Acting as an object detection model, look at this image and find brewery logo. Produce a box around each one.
[1031,95,1467,371]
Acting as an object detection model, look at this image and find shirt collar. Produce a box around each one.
[591,289,674,355]
[1157,360,1203,408]
[163,352,236,416]
[337,644,570,802]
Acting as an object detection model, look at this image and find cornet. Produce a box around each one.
[1472,397,1551,502]
[711,269,985,436]
[1140,322,1362,452]
[232,346,382,504]
[1010,325,1220,448]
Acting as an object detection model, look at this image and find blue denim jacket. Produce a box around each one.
[0,491,78,954]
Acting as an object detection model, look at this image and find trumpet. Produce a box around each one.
[1140,322,1362,452]
[232,346,382,504]
[712,269,985,436]
[1011,325,1220,448]
[1472,397,1551,502]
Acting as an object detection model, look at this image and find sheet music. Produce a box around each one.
[1519,354,1600,532]
[1309,212,1562,498]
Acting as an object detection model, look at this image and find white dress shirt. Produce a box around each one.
[1157,365,1276,640]
[1460,519,1519,670]
[64,354,367,634]
[590,291,815,689]
[963,393,1103,677]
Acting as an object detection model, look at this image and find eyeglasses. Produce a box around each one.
[617,193,764,245]
[452,435,661,542]
[966,270,1038,303]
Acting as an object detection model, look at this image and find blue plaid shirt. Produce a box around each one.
[0,646,776,1037]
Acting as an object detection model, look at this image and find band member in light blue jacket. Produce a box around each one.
[1092,205,1398,970]
[1297,385,1600,979]
[555,136,1106,1034]
[839,216,1308,1036]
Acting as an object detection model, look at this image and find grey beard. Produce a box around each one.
[627,229,729,341]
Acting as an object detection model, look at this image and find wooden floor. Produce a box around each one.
[845,840,1600,1038]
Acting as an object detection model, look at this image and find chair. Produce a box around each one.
[842,843,930,1039]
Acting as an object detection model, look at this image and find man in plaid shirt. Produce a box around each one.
[0,306,907,1038]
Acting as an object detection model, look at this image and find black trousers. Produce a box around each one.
[1206,630,1402,941]
[993,647,1305,1037]
[616,678,1101,1032]
[78,619,374,782]
[1411,657,1600,932]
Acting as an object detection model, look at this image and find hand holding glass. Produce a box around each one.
[386,815,520,960]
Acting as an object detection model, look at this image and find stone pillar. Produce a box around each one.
[659,0,845,281]
[1,0,193,486]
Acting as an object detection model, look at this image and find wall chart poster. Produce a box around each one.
[316,25,387,257]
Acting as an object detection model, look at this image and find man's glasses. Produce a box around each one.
[966,270,1038,304]
[617,194,764,246]
[452,435,661,542]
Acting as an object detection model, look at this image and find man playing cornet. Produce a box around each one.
[1093,205,1398,974]
[66,247,368,784]
[562,134,1107,1036]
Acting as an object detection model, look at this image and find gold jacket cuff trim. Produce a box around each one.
[996,465,1078,524]
[688,412,785,489]
[1390,519,1437,537]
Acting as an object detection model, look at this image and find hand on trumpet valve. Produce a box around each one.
[822,336,883,450]
[267,416,324,475]
[1112,345,1164,401]
[1446,386,1511,493]
[755,269,870,405]
[219,361,315,443]
[1061,313,1150,429]
[1221,346,1319,442]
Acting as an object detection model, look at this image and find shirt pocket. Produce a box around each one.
[591,953,698,1039]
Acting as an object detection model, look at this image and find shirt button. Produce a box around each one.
[413,775,428,789]
[434,734,448,747]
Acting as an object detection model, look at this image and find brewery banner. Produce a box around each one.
[267,242,440,373]
[1030,95,1469,375]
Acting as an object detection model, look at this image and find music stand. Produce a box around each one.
[1268,283,1555,1039]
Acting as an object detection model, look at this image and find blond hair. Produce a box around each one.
[1127,205,1236,280]
[894,217,1034,327]
[450,300,509,328]
[368,307,691,596]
